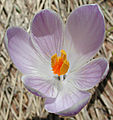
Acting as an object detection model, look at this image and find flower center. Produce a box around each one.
[51,50,69,76]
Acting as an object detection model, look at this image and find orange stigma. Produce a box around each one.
[51,50,69,76]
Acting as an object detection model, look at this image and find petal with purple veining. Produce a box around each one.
[45,81,91,116]
[31,9,63,59]
[22,75,59,98]
[64,4,105,71]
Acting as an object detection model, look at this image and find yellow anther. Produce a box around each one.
[61,49,67,60]
[51,50,69,76]
[51,53,57,67]
[60,60,69,75]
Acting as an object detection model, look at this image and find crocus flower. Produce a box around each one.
[5,4,109,116]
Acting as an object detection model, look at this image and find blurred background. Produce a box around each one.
[0,0,113,120]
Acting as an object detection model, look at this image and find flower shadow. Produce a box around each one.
[27,113,64,120]
[87,61,113,118]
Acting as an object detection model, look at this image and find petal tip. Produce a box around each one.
[4,27,24,52]
[56,92,91,116]
[101,58,109,80]
[45,91,91,116]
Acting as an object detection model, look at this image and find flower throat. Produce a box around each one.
[51,50,69,76]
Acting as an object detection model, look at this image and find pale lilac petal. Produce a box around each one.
[67,58,109,91]
[5,27,49,75]
[25,84,44,97]
[57,92,90,116]
[22,75,59,98]
[45,81,91,116]
[31,9,63,59]
[64,4,105,70]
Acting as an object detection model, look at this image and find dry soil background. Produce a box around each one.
[0,0,113,120]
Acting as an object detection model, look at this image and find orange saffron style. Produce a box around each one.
[51,50,69,76]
